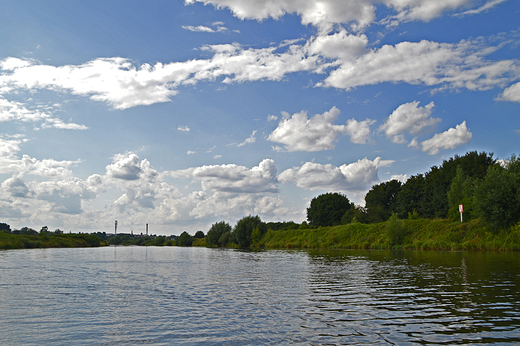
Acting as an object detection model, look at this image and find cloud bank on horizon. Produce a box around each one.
[0,0,518,234]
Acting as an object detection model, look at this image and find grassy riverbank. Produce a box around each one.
[252,218,520,251]
[0,232,109,250]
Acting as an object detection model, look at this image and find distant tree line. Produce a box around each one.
[205,151,519,248]
[313,151,520,232]
[3,151,518,249]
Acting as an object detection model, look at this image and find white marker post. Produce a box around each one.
[459,204,463,222]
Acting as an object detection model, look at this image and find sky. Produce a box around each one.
[0,0,519,235]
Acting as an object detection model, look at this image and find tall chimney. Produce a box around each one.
[146,223,148,236]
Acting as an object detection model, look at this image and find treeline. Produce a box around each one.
[0,225,108,249]
[200,151,520,249]
[357,151,519,231]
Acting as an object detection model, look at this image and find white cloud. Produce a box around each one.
[186,0,488,32]
[2,176,31,198]
[186,0,377,33]
[496,82,520,103]
[421,121,472,155]
[380,101,440,143]
[182,25,216,33]
[0,97,88,130]
[382,0,471,25]
[178,125,191,131]
[319,39,520,92]
[304,30,368,61]
[345,118,375,144]
[187,150,196,155]
[1,34,518,111]
[456,0,507,17]
[171,158,279,193]
[106,152,158,181]
[0,136,24,158]
[278,157,394,193]
[267,114,278,122]
[267,107,351,152]
[237,130,257,147]
[213,154,222,159]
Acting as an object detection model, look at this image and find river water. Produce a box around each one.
[1,246,519,345]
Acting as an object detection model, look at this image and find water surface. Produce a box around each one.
[1,247,519,345]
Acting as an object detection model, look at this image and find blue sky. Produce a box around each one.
[1,0,519,235]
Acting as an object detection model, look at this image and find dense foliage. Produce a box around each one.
[307,192,353,227]
[206,221,232,246]
[234,215,267,247]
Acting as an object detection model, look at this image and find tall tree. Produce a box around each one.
[206,221,232,246]
[365,179,402,222]
[474,156,520,230]
[307,192,353,227]
[233,215,266,248]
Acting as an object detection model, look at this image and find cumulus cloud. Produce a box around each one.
[278,157,394,193]
[421,121,472,155]
[34,179,96,215]
[496,82,520,103]
[106,152,158,181]
[268,107,354,151]
[186,0,492,32]
[345,118,375,144]
[380,101,440,143]
[171,158,279,193]
[178,125,191,132]
[2,176,31,198]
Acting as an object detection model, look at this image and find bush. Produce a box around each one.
[176,231,193,246]
[386,214,408,245]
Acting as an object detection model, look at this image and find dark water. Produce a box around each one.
[1,247,519,345]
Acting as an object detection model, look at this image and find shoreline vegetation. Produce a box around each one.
[0,232,108,250]
[2,151,519,251]
[1,217,519,251]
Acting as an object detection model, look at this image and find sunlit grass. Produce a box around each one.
[254,218,520,251]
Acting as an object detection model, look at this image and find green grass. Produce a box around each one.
[253,218,520,251]
[0,232,109,250]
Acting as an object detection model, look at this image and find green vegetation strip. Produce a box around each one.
[0,232,109,250]
[254,219,520,251]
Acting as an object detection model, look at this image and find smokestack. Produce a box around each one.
[146,223,148,236]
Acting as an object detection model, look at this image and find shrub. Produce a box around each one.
[386,214,408,245]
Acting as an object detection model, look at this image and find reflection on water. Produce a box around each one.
[0,247,519,345]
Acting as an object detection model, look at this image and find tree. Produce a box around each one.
[194,230,205,238]
[365,179,402,222]
[206,221,232,246]
[474,158,520,230]
[176,231,194,246]
[307,192,353,227]
[395,174,425,218]
[447,166,475,221]
[233,215,266,247]
[0,223,11,233]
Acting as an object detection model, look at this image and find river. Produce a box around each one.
[1,246,519,345]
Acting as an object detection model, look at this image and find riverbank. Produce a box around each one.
[0,232,109,250]
[251,218,520,251]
